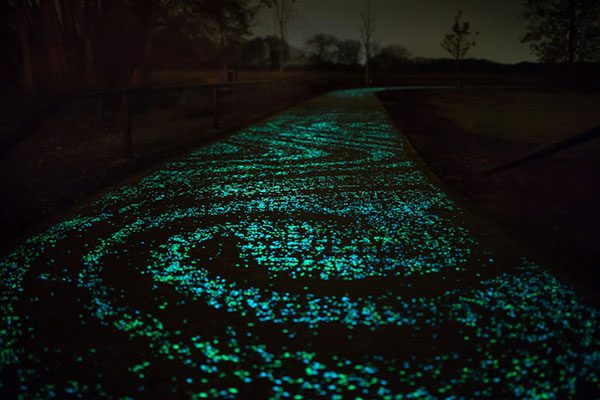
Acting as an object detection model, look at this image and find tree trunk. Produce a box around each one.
[83,37,96,86]
[79,1,97,86]
[278,43,284,76]
[455,56,460,87]
[59,0,80,77]
[568,0,576,63]
[364,49,370,86]
[40,0,68,85]
[117,3,156,152]
[127,3,157,87]
[220,28,228,82]
[16,4,34,91]
[222,58,229,82]
[278,25,285,76]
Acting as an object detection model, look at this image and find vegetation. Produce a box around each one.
[522,0,600,63]
[2,0,599,94]
[358,0,377,85]
[336,40,363,67]
[1,0,268,91]
[440,10,478,85]
[269,0,296,74]
[305,34,362,67]
[371,45,412,71]
[192,0,262,81]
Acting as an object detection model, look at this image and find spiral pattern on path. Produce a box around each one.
[1,88,598,399]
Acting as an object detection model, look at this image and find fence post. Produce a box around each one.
[122,94,133,159]
[212,86,219,129]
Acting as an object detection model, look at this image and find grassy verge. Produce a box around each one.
[378,88,600,300]
[0,86,314,256]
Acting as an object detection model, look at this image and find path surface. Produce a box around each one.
[1,88,598,398]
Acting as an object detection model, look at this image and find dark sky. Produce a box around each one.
[254,0,535,64]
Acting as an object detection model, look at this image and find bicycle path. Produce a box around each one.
[1,88,598,398]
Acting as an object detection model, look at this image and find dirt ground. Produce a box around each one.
[0,86,313,256]
[378,88,600,299]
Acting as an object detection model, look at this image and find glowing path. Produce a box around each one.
[1,88,598,398]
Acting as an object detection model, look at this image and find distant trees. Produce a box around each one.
[372,45,411,70]
[305,34,339,65]
[359,0,377,85]
[521,0,600,63]
[336,39,362,66]
[304,35,367,67]
[265,36,290,69]
[237,35,296,70]
[190,0,261,81]
[440,10,477,85]
[238,37,271,68]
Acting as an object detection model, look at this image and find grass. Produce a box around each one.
[422,89,600,144]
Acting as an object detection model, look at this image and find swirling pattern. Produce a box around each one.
[1,88,598,399]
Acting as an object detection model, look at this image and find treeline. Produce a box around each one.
[2,0,599,93]
[221,35,411,72]
[0,0,275,91]
[0,0,425,92]
[302,33,411,71]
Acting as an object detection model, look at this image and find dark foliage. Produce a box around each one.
[371,45,412,71]
[522,0,600,63]
[0,0,266,91]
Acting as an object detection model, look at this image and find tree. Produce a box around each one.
[1,0,178,90]
[522,0,600,63]
[1,0,268,89]
[269,0,296,74]
[336,39,362,66]
[359,0,376,85]
[14,2,33,90]
[440,10,477,85]
[191,0,261,81]
[305,33,339,65]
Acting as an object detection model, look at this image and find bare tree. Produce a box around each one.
[359,0,376,85]
[440,9,477,86]
[15,1,33,90]
[270,0,296,74]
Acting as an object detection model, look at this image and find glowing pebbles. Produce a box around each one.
[0,88,598,399]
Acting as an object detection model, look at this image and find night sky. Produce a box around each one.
[254,0,535,64]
